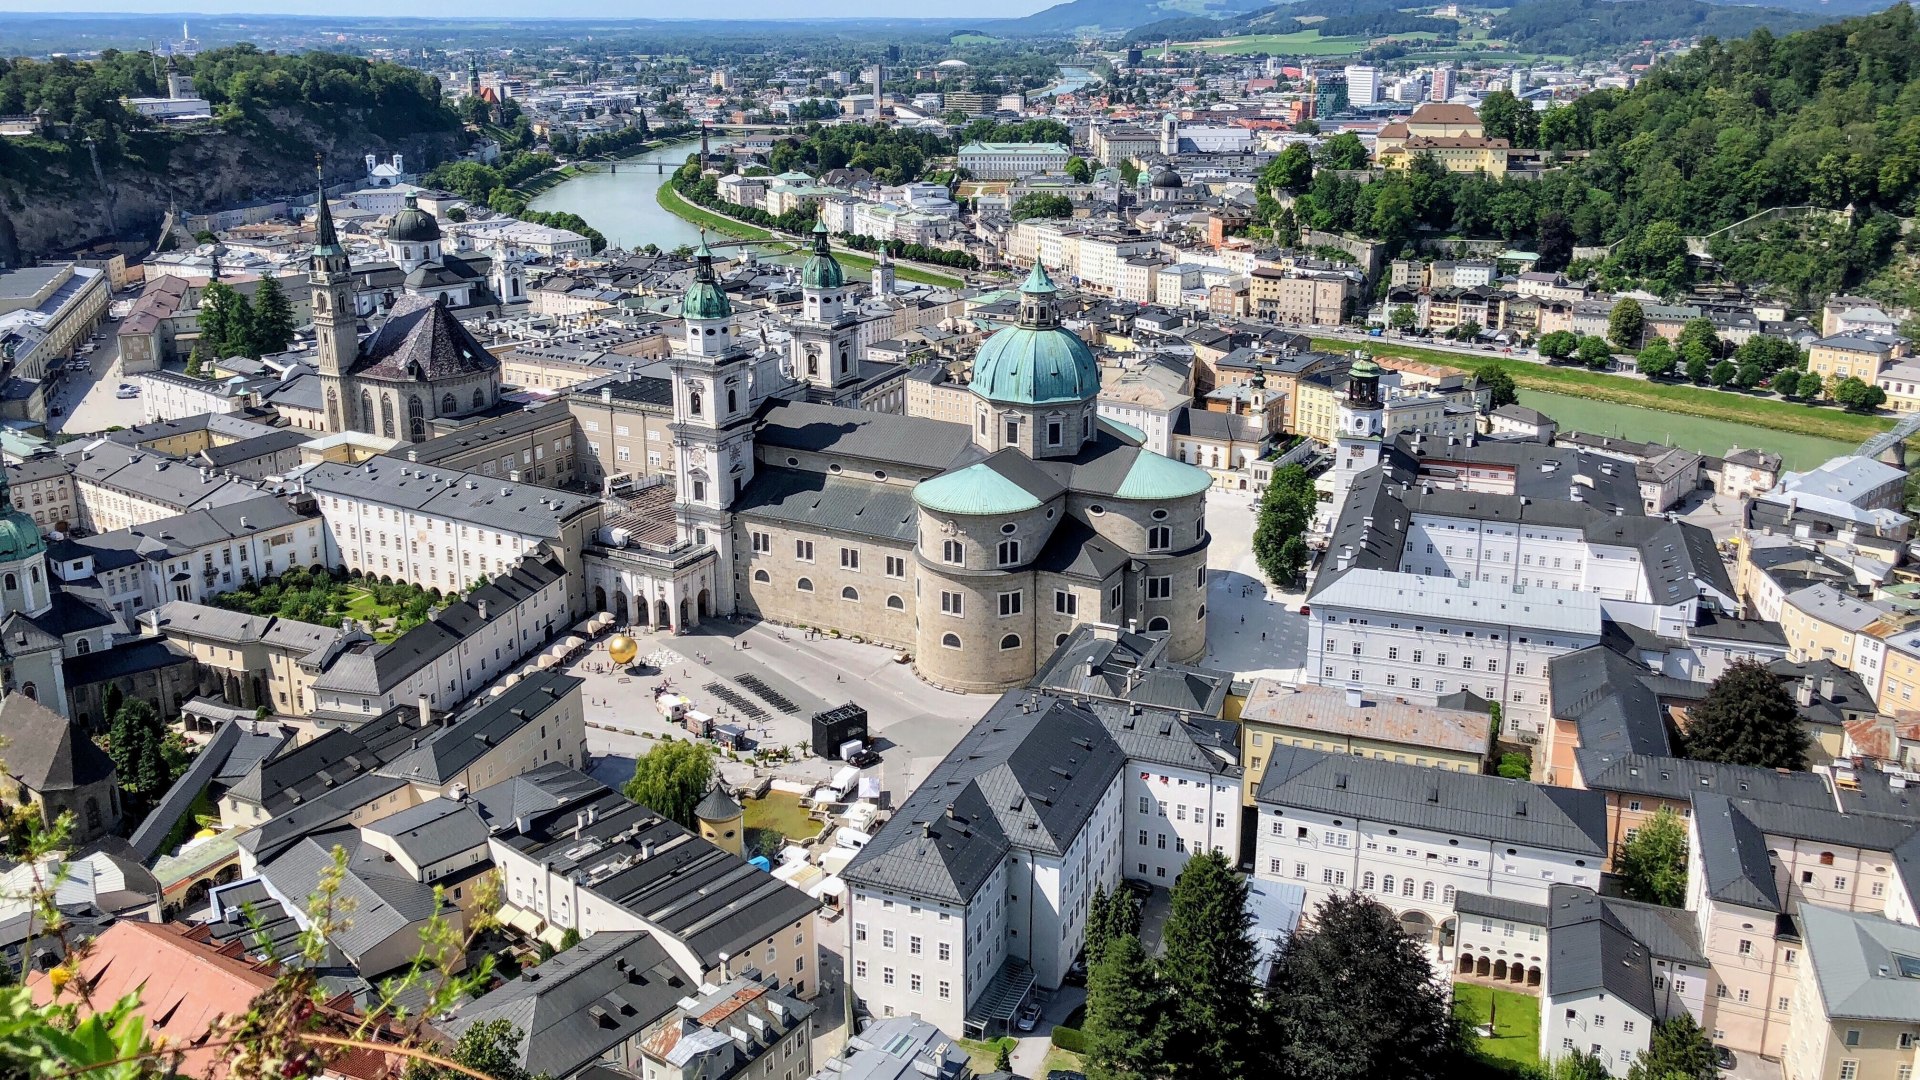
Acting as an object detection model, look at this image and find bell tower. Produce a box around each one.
[308,161,357,433]
[668,239,756,616]
[791,222,860,401]
[1330,353,1385,513]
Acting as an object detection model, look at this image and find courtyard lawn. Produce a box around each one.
[956,1037,1016,1075]
[1183,29,1374,55]
[742,791,819,847]
[1453,983,1542,1073]
[1313,337,1894,443]
[1039,1046,1084,1077]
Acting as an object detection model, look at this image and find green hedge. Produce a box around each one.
[1050,1026,1086,1053]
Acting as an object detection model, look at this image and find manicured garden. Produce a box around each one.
[1316,336,1895,443]
[208,567,450,643]
[1452,983,1541,1074]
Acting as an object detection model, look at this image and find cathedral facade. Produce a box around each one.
[308,180,505,440]
[584,236,1214,694]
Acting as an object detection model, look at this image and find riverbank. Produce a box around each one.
[655,182,964,288]
[1311,337,1893,443]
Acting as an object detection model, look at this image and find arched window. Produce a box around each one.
[941,633,961,649]
[442,392,457,413]
[2,573,14,590]
[1362,872,1375,891]
[1383,874,1395,893]
[997,539,1020,565]
[886,595,904,610]
[359,391,375,433]
[1820,852,1836,865]
[1149,526,1171,550]
[85,798,100,832]
[841,586,859,601]
[1402,878,1415,897]
[689,388,703,416]
[1443,885,1456,903]
[1000,634,1021,650]
[807,354,819,375]
[472,389,486,409]
[19,682,33,701]
[409,396,425,441]
[381,396,396,438]
[29,567,38,584]
[796,577,814,592]
[1147,616,1170,632]
[1422,882,1436,901]
[753,569,770,583]
[728,388,738,414]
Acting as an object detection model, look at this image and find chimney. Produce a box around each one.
[1796,678,1814,707]
[477,598,489,620]
[641,838,655,859]
[574,811,587,839]
[417,694,433,727]
[1346,685,1364,709]
[1820,676,1836,700]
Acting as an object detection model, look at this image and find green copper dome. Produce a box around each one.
[389,194,440,243]
[1114,448,1212,501]
[800,221,844,291]
[681,240,733,322]
[914,463,1045,515]
[0,473,43,562]
[970,264,1100,407]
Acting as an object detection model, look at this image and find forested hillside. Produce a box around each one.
[0,46,465,256]
[1264,3,1920,305]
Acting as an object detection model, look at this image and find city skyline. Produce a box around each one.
[0,0,1044,17]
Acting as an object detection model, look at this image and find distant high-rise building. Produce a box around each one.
[1344,64,1381,108]
[1510,68,1527,96]
[1125,48,1143,66]
[1431,65,1455,102]
[885,44,902,64]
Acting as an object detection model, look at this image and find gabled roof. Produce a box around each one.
[1691,793,1783,912]
[1256,745,1606,856]
[350,293,500,382]
[1800,904,1920,1022]
[0,692,113,793]
[844,695,1127,904]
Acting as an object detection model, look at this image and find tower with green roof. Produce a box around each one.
[967,263,1102,460]
[666,235,758,615]
[791,221,860,400]
[1331,351,1386,512]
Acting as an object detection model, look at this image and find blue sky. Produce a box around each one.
[0,0,1042,15]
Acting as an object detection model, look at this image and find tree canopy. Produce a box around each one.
[623,740,716,828]
[1615,807,1690,907]
[1682,659,1810,770]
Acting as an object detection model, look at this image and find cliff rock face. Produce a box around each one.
[3,118,469,258]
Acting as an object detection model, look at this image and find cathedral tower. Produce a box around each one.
[668,240,757,615]
[309,163,356,433]
[792,222,860,399]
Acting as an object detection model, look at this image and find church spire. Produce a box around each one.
[312,159,343,262]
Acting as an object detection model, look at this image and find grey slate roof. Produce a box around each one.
[0,693,113,792]
[442,930,692,1079]
[144,602,340,663]
[756,399,973,474]
[1548,646,1675,758]
[1029,625,1231,717]
[378,670,581,785]
[844,694,1128,904]
[312,557,565,695]
[1027,517,1128,581]
[349,293,501,382]
[361,797,489,868]
[1691,793,1784,912]
[303,460,597,539]
[1546,889,1656,1018]
[733,467,917,544]
[127,718,291,860]
[1255,745,1607,856]
[1454,892,1548,925]
[1571,751,1833,808]
[389,402,576,469]
[1799,903,1920,1022]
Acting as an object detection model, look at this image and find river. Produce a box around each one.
[528,136,736,251]
[1038,66,1093,98]
[1515,389,1854,472]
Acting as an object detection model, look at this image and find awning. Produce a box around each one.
[489,685,508,697]
[496,903,543,937]
[549,643,571,661]
[563,635,585,651]
[537,923,569,949]
[536,654,559,669]
[502,673,521,688]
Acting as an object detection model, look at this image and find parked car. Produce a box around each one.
[1298,605,1311,616]
[115,386,139,399]
[1121,877,1153,899]
[1015,1003,1042,1032]
[1713,1046,1735,1071]
[1063,957,1088,986]
[847,748,881,769]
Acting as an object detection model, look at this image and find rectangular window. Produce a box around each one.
[885,556,906,578]
[841,547,859,570]
[1147,576,1171,600]
[1055,590,1078,615]
[794,540,814,562]
[999,590,1022,616]
[941,592,963,617]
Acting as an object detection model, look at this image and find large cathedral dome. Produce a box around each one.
[389,194,441,243]
[969,264,1099,407]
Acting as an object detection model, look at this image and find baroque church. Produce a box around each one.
[308,176,505,440]
[587,232,1216,693]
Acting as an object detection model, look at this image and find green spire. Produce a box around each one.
[801,220,844,291]
[1021,262,1058,295]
